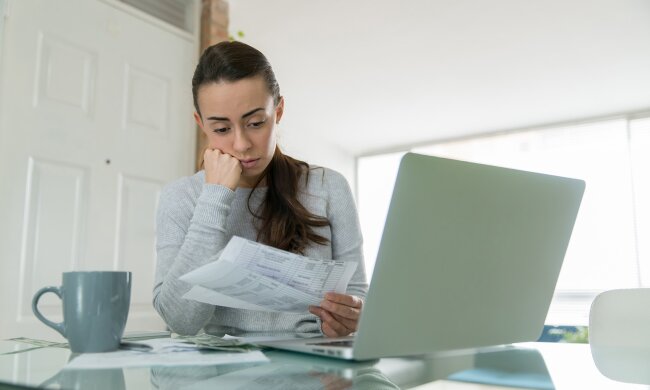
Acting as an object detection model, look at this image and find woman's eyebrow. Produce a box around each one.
[206,107,264,122]
[242,107,264,119]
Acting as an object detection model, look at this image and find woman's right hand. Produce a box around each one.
[203,148,242,190]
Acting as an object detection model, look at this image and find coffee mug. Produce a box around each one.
[32,271,132,353]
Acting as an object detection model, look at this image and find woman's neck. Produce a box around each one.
[238,175,266,189]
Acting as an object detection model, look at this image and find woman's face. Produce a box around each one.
[194,76,284,188]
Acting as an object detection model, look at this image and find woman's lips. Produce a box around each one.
[239,158,259,169]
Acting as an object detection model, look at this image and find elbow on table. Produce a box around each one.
[166,321,203,336]
[152,295,204,336]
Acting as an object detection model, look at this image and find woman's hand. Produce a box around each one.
[309,292,363,337]
[203,148,242,190]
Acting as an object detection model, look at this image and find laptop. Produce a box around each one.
[259,153,585,360]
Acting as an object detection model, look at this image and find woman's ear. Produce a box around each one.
[193,111,203,129]
[275,97,285,124]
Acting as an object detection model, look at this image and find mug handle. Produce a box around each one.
[32,286,66,338]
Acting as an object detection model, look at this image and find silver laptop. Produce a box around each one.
[260,153,585,360]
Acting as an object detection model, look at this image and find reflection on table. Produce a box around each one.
[2,338,650,389]
[591,345,650,386]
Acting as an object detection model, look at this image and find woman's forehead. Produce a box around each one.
[198,78,274,117]
[198,76,269,100]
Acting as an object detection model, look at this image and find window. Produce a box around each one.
[357,116,650,325]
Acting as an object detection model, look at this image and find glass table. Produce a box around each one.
[0,339,648,389]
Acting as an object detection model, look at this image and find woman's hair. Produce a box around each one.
[254,147,330,254]
[192,41,280,116]
[192,41,329,254]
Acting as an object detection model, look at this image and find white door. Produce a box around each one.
[0,0,198,340]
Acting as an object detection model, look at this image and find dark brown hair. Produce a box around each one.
[192,41,329,254]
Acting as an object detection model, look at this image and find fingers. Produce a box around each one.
[322,315,349,337]
[308,293,364,337]
[320,300,360,320]
[331,312,358,331]
[322,321,346,338]
[203,149,242,189]
[324,292,363,309]
[309,306,353,337]
[320,293,363,321]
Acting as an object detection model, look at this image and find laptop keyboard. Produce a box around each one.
[307,340,354,348]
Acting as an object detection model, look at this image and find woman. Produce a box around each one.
[153,41,367,337]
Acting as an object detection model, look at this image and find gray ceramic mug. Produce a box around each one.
[32,271,132,353]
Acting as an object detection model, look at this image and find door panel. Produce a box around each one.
[17,158,89,323]
[114,174,162,326]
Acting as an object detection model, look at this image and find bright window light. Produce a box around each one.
[357,116,650,325]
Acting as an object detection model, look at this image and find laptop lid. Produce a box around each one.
[351,153,585,360]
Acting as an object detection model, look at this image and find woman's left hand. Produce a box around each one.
[309,292,363,337]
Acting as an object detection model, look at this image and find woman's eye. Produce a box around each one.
[249,121,265,128]
[213,127,230,134]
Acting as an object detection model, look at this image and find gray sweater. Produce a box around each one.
[153,166,368,336]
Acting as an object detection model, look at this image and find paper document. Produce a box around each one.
[63,338,268,370]
[180,236,358,312]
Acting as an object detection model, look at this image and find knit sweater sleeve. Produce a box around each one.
[322,169,369,300]
[153,179,235,335]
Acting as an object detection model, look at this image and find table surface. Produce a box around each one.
[1,339,648,389]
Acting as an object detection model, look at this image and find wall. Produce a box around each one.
[0,0,4,28]
[0,1,5,67]
[228,1,358,187]
[278,126,356,188]
[229,0,650,161]
[0,0,7,155]
[0,1,4,30]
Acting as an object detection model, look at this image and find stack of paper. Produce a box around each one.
[64,338,268,370]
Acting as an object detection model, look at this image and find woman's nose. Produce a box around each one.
[233,129,252,152]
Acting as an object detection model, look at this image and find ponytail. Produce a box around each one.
[249,147,329,254]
